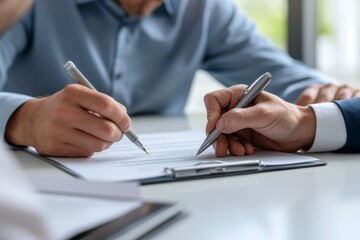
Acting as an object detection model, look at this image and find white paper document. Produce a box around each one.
[39,130,320,182]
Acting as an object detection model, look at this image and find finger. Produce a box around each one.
[204,89,232,134]
[205,110,220,135]
[63,85,131,132]
[296,85,320,106]
[214,134,229,157]
[71,107,123,142]
[315,83,339,103]
[352,90,360,98]
[37,143,94,158]
[216,91,288,135]
[204,86,247,134]
[216,106,265,134]
[63,143,95,157]
[228,136,246,156]
[65,129,113,153]
[36,128,104,157]
[204,86,247,112]
[334,85,354,100]
[241,138,254,155]
[228,136,254,156]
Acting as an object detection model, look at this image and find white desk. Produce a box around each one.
[14,115,360,240]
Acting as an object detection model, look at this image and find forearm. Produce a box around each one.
[0,0,34,144]
[0,0,33,35]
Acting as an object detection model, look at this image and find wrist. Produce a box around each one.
[298,105,316,150]
[5,99,39,147]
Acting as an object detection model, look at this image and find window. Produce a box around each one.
[317,0,360,86]
[185,0,360,114]
[185,0,288,114]
[236,0,287,50]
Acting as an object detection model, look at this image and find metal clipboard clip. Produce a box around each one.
[164,160,264,179]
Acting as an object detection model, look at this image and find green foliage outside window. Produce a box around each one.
[236,0,287,49]
[236,0,333,49]
[318,0,333,36]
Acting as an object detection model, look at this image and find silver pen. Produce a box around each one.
[196,72,272,156]
[64,61,148,154]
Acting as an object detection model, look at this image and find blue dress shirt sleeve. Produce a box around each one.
[201,0,330,103]
[0,11,32,140]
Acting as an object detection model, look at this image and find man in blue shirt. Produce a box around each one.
[1,0,359,157]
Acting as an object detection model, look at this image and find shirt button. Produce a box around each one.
[115,73,123,80]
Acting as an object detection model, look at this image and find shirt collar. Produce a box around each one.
[74,0,178,16]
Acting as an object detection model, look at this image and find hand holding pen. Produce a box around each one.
[197,73,272,157]
[6,67,137,157]
[64,61,148,154]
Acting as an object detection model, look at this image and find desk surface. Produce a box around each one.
[14,115,360,240]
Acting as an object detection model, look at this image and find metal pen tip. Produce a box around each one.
[195,147,205,156]
[196,140,210,156]
[133,140,148,154]
[135,140,149,155]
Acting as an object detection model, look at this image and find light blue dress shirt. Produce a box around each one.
[0,0,328,139]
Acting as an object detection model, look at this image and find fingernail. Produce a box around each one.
[123,122,131,132]
[207,111,220,121]
[216,119,224,131]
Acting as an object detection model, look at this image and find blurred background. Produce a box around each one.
[185,0,360,114]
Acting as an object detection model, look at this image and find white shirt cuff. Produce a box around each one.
[307,102,347,152]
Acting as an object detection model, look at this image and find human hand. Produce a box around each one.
[296,83,360,106]
[204,85,316,157]
[0,0,34,35]
[5,84,131,157]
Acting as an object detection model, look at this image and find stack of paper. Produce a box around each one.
[29,177,180,240]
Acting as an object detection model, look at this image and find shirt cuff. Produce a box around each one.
[307,102,347,152]
[0,93,33,142]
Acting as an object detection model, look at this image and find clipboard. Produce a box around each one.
[24,147,326,185]
[140,158,326,184]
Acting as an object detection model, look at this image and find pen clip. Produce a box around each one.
[165,160,264,179]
